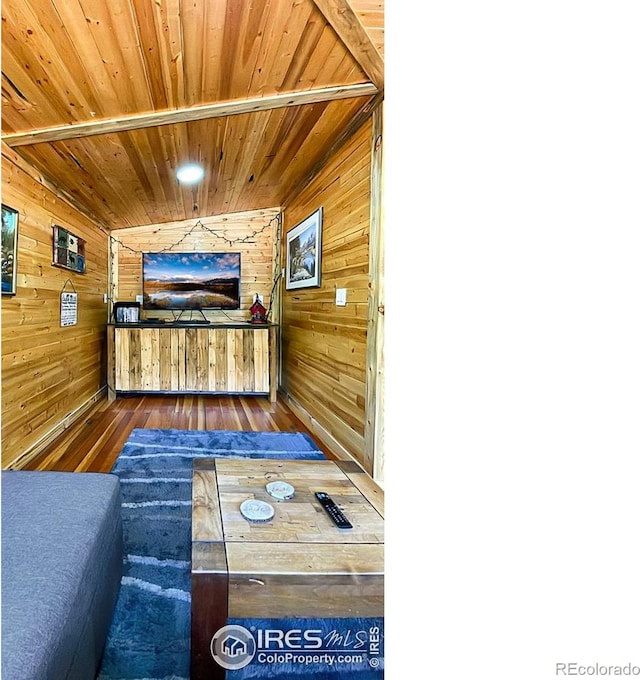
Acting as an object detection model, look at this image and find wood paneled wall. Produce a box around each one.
[111,209,280,322]
[1,153,109,468]
[281,120,372,470]
[1,127,379,473]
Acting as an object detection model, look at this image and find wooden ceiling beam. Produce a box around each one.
[1,83,378,148]
[311,0,384,90]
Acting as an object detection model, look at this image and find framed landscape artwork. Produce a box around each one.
[2,204,19,295]
[285,207,322,290]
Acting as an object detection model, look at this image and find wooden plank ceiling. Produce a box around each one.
[1,0,383,230]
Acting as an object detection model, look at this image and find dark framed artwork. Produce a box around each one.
[2,204,19,295]
[53,225,86,273]
[285,207,322,290]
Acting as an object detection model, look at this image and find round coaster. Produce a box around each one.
[266,481,295,501]
[240,499,275,523]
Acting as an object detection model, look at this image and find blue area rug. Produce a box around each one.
[97,429,326,680]
[98,428,383,680]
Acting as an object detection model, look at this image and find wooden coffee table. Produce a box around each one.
[191,458,384,679]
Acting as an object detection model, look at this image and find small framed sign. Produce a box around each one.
[53,225,86,273]
[60,292,78,327]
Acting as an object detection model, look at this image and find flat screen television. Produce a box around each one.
[142,252,241,310]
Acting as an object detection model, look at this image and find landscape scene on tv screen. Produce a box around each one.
[142,252,241,310]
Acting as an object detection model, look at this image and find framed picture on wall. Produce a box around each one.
[285,207,322,290]
[2,204,19,295]
[53,225,86,274]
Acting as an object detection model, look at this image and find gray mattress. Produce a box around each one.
[1,471,123,680]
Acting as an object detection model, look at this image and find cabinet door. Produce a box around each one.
[139,328,161,390]
[207,328,269,393]
[184,329,210,391]
[114,327,131,390]
[251,328,270,393]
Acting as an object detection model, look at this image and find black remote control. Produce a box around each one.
[315,492,353,529]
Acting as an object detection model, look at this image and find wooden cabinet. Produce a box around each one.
[107,324,276,400]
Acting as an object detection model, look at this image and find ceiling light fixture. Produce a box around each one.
[176,163,204,184]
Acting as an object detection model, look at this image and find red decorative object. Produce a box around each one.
[249,296,268,324]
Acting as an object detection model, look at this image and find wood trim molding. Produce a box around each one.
[278,389,364,468]
[311,0,385,89]
[6,387,107,470]
[2,83,378,147]
[364,103,385,483]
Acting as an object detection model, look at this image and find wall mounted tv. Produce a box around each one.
[142,252,241,310]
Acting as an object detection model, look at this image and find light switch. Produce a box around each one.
[136,294,143,304]
[336,288,347,306]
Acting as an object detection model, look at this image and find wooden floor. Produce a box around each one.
[23,394,333,473]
